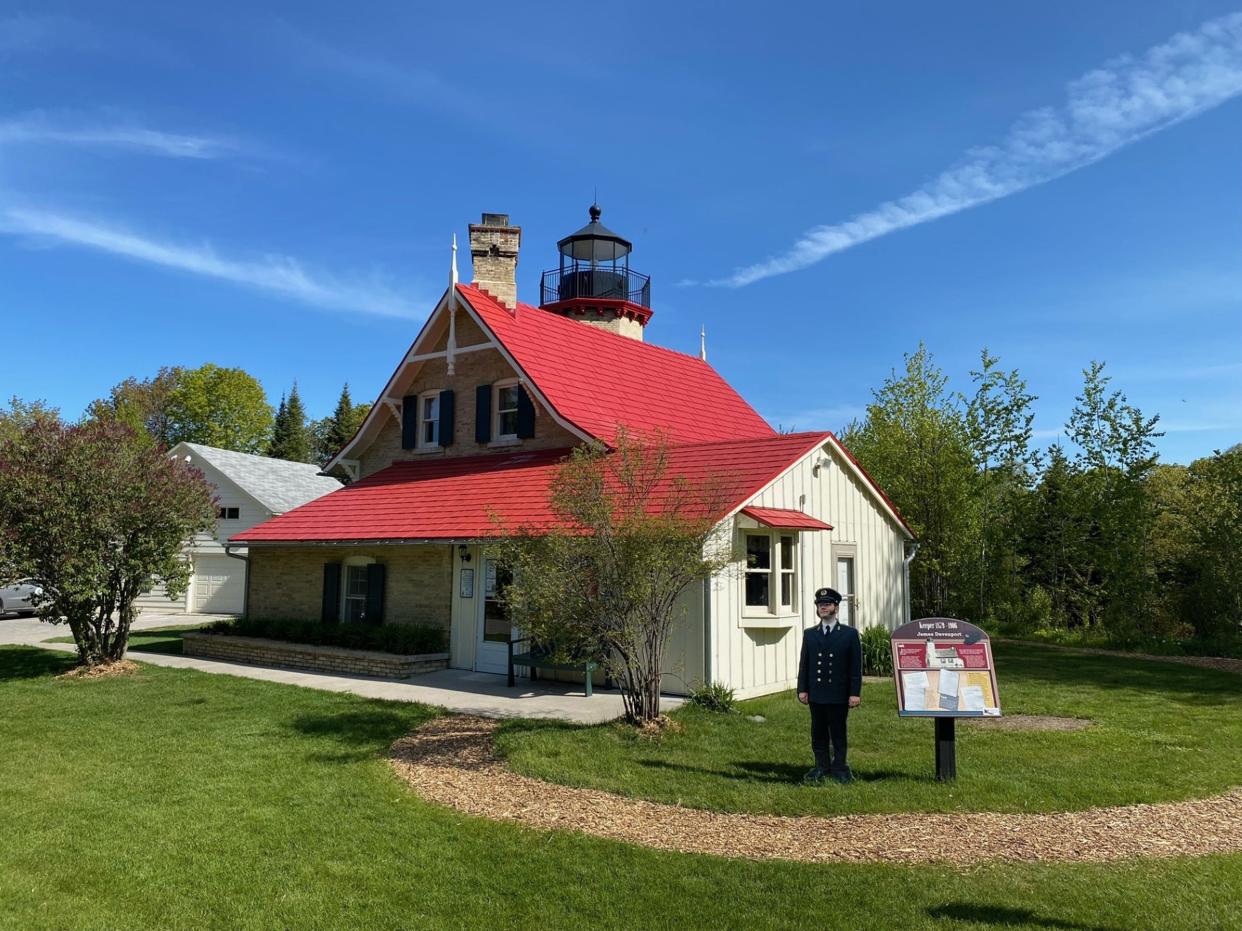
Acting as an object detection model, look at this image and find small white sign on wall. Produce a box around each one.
[459,568,475,599]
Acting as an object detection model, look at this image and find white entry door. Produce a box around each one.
[475,557,512,675]
[836,556,856,627]
[192,555,244,614]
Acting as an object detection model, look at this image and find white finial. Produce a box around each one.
[450,233,459,287]
[699,325,707,362]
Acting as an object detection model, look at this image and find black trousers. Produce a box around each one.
[809,702,850,773]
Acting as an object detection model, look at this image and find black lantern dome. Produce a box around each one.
[556,204,632,264]
[539,205,651,323]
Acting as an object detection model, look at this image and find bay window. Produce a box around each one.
[743,530,799,615]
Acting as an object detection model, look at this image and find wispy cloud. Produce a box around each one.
[0,116,241,159]
[272,20,480,115]
[716,13,1242,287]
[0,207,425,319]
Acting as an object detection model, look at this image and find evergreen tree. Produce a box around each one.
[283,383,311,462]
[268,383,312,463]
[314,383,371,465]
[269,394,290,458]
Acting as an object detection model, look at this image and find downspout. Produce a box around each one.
[902,541,920,623]
[224,544,250,619]
[800,494,811,631]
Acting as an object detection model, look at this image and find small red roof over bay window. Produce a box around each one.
[739,506,832,531]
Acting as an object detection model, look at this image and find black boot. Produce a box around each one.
[803,751,829,783]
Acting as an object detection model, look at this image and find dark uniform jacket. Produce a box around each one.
[797,622,863,704]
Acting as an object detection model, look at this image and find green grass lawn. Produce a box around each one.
[496,642,1242,816]
[45,623,207,655]
[1,645,1239,930]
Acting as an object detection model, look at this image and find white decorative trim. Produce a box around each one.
[408,342,496,364]
[337,458,361,482]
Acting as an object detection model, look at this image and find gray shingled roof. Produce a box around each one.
[175,443,341,514]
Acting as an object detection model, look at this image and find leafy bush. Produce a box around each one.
[860,625,893,677]
[205,617,447,656]
[687,681,736,714]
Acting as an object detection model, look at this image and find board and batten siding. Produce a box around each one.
[709,439,910,700]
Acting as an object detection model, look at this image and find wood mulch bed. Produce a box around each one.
[56,660,140,680]
[389,715,1242,866]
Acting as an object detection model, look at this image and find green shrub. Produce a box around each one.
[687,680,736,714]
[205,617,447,655]
[860,625,893,676]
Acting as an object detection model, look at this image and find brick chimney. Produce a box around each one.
[468,213,521,309]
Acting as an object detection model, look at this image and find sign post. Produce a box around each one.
[890,617,1000,781]
[934,717,956,781]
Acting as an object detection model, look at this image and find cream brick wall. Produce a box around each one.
[549,308,646,341]
[247,545,452,629]
[469,220,520,309]
[358,347,581,478]
[428,308,489,351]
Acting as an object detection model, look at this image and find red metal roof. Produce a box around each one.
[740,506,833,531]
[234,432,831,544]
[459,284,775,446]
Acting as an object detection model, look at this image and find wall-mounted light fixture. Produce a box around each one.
[812,455,832,477]
[457,544,472,563]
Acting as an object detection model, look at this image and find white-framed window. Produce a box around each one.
[217,506,239,521]
[743,530,798,615]
[342,556,376,623]
[494,380,520,440]
[779,534,797,610]
[418,390,441,448]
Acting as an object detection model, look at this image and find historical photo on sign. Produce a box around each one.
[890,619,1001,717]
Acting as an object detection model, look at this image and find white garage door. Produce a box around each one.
[193,556,244,615]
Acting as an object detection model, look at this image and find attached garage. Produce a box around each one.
[192,555,246,615]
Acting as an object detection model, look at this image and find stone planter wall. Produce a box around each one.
[181,632,449,678]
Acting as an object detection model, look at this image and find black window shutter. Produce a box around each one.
[365,563,386,625]
[439,389,455,446]
[475,384,492,443]
[516,385,536,438]
[321,563,341,624]
[401,395,418,449]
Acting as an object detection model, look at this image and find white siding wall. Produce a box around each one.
[137,448,276,615]
[660,581,706,695]
[708,440,909,699]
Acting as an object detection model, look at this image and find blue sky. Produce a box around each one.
[1,2,1239,464]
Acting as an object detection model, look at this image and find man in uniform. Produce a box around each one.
[797,587,862,783]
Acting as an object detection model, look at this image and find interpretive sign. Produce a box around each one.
[890,618,1001,718]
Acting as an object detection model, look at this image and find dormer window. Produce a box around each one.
[418,391,441,448]
[403,389,454,451]
[474,381,534,444]
[495,382,520,440]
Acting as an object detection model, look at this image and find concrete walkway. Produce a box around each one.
[0,612,674,724]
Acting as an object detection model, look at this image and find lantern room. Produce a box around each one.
[539,205,652,340]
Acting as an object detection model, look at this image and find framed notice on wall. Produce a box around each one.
[459,568,474,599]
[890,618,1001,717]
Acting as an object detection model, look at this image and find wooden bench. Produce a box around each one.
[507,637,600,697]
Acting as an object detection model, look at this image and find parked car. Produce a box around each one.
[0,579,43,617]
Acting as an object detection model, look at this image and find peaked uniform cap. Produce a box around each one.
[814,587,843,605]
